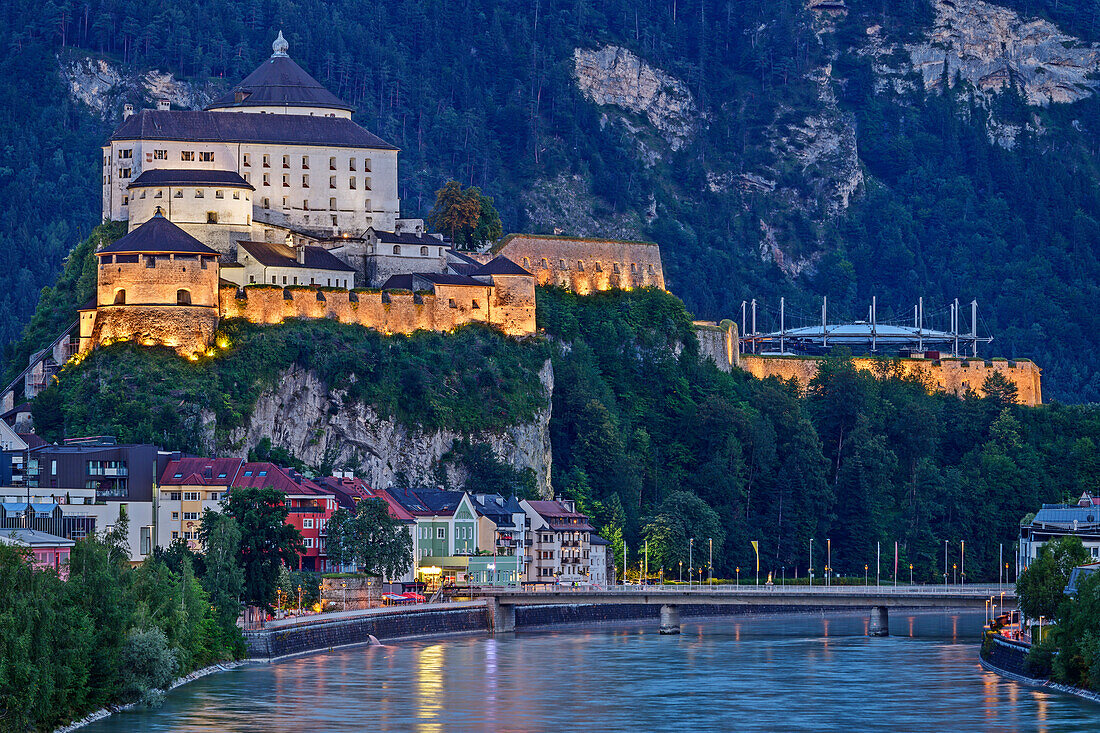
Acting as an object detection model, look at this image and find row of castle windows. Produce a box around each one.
[244,154,371,172]
[520,257,654,275]
[243,172,371,191]
[249,275,351,287]
[100,254,213,268]
[133,189,245,201]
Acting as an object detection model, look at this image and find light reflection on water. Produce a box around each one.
[80,612,1098,732]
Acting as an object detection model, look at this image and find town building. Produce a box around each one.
[0,528,75,578]
[1019,497,1100,576]
[158,456,337,571]
[387,488,521,588]
[589,534,611,587]
[470,493,529,580]
[521,499,596,584]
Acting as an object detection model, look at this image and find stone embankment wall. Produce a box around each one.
[739,354,1042,406]
[493,234,665,294]
[219,280,536,338]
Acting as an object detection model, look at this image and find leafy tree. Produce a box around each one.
[427,180,502,251]
[326,499,414,579]
[118,628,179,705]
[1017,536,1091,620]
[221,486,304,609]
[643,491,724,574]
[198,510,246,642]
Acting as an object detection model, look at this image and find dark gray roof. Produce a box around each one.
[382,272,487,290]
[128,168,253,190]
[474,256,531,277]
[238,241,355,272]
[386,487,466,515]
[97,213,220,256]
[111,110,396,151]
[590,535,611,546]
[207,54,354,112]
[1032,504,1100,528]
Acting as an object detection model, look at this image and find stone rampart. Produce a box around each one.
[219,282,536,337]
[739,354,1042,406]
[493,233,665,294]
[91,304,218,354]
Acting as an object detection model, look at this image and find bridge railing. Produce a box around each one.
[465,583,1013,597]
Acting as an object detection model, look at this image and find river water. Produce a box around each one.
[83,611,1096,732]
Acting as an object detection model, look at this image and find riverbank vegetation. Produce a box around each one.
[0,518,244,731]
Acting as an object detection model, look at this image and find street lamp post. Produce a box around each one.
[809,538,814,587]
[909,563,913,585]
[679,561,683,583]
[689,539,694,590]
[864,564,868,585]
[961,540,965,585]
[709,538,713,586]
[953,563,957,585]
[342,581,347,611]
[826,539,831,587]
[736,567,740,585]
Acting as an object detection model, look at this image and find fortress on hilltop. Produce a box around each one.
[68,31,668,361]
[3,33,1043,411]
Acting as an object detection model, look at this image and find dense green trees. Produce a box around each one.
[1017,536,1091,620]
[427,181,503,251]
[222,486,304,608]
[0,520,242,731]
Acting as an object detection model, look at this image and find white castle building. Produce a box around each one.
[101,31,406,250]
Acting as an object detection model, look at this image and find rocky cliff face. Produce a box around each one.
[574,46,697,151]
[60,54,224,119]
[209,360,554,496]
[906,0,1100,106]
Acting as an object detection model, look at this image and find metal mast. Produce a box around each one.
[971,300,978,357]
[751,299,757,354]
[780,297,785,355]
[822,297,828,349]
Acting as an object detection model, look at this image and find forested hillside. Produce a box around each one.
[3,0,1100,401]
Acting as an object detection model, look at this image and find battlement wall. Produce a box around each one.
[493,234,665,294]
[739,354,1042,406]
[218,282,536,337]
[694,320,739,372]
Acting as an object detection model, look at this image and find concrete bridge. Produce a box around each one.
[473,584,1016,636]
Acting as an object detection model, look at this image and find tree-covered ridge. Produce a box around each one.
[4,0,1100,401]
[539,287,1100,582]
[34,318,552,454]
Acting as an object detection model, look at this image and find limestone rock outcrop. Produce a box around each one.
[60,54,224,119]
[210,361,554,496]
[906,0,1100,106]
[573,46,697,150]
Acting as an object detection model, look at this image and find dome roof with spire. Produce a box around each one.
[206,31,354,113]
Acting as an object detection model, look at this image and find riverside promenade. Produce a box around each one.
[244,584,1014,658]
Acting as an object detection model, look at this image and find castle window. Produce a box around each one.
[349,176,356,190]
[200,257,208,270]
[263,173,270,187]
[154,149,167,160]
[540,258,547,268]
[364,158,371,172]
[301,156,309,169]
[449,298,457,308]
[176,289,191,305]
[523,257,530,267]
[595,262,603,272]
[174,189,183,198]
[613,263,620,273]
[119,149,132,159]
[282,155,290,168]
[559,259,566,269]
[282,174,289,187]
[329,156,336,170]
[303,200,309,210]
[233,191,240,199]
[271,276,276,284]
[195,189,203,198]
[215,190,224,199]
[577,260,585,271]
[144,256,156,268]
[327,279,331,286]
[365,198,372,211]
[349,158,356,171]
[630,263,637,273]
[101,255,113,264]
[420,246,429,256]
[310,278,316,285]
[121,195,129,206]
[262,197,270,209]
[243,153,251,167]
[329,176,337,189]
[116,254,138,264]
[181,151,195,162]
[329,197,337,210]
[263,154,270,168]
[364,177,372,191]
[282,276,287,284]
[207,212,218,224]
[393,245,401,255]
[302,174,309,188]
[200,152,214,162]
[118,167,131,179]
[243,173,251,184]
[472,300,480,309]
[331,214,337,226]
[648,264,654,272]
[113,290,126,304]
[293,277,298,285]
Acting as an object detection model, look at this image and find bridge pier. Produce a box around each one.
[486,598,515,634]
[868,606,889,636]
[659,604,681,635]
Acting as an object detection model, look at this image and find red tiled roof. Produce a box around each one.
[233,462,331,497]
[18,433,47,449]
[368,487,418,523]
